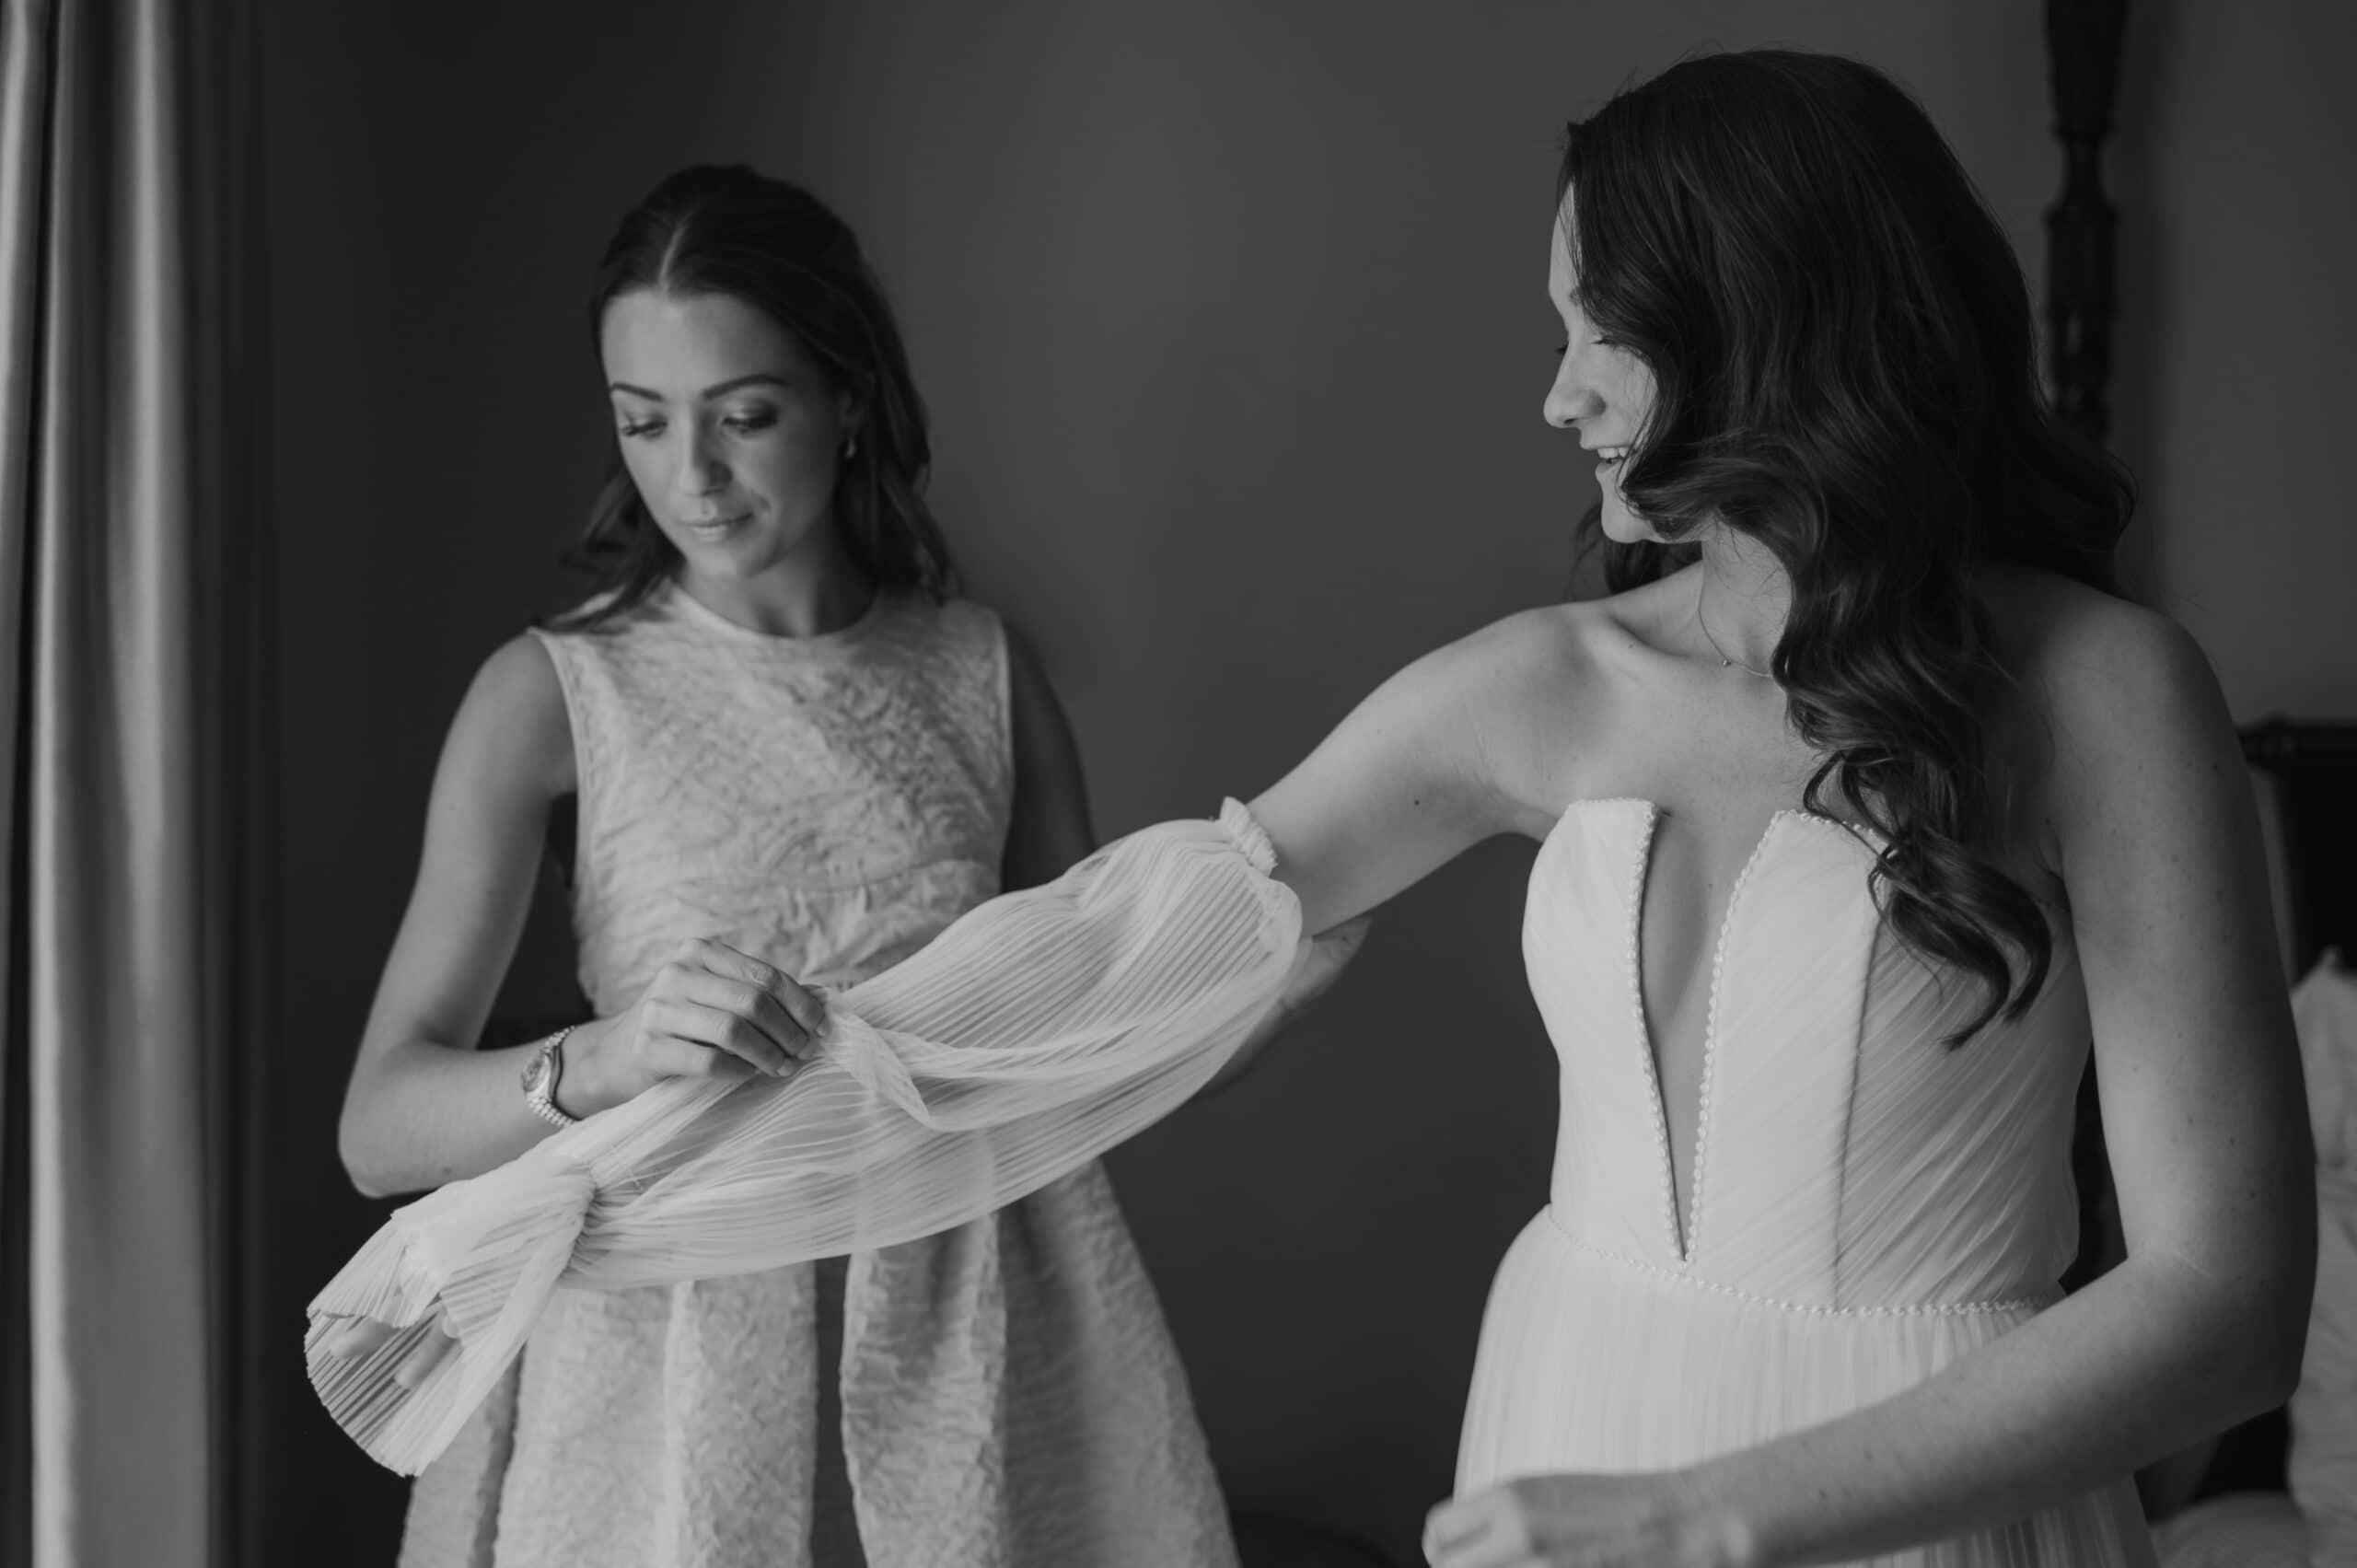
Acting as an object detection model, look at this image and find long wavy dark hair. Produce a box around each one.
[1562,50,2133,1042]
[548,164,956,631]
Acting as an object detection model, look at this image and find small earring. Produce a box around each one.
[842,433,858,460]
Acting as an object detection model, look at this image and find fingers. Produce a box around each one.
[1279,913,1374,1013]
[636,1028,767,1085]
[318,1313,460,1392]
[1422,1492,1528,1568]
[647,993,803,1076]
[321,1317,400,1360]
[679,937,828,1037]
[392,1325,459,1391]
[1318,912,1375,958]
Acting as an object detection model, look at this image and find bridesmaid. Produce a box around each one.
[332,164,1353,1568]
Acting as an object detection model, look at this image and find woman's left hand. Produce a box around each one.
[1423,1472,1756,1568]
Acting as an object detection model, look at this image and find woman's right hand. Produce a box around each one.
[562,936,828,1116]
[321,938,821,1381]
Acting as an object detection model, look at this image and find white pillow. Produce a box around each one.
[2290,955,2357,1564]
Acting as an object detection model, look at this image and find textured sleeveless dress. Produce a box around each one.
[1455,799,2157,1566]
[395,580,1236,1568]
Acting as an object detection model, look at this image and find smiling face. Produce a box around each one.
[1544,207,1661,545]
[600,288,856,588]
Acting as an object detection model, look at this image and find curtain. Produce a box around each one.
[0,1,273,1565]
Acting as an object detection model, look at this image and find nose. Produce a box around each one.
[674,424,730,497]
[1544,352,1603,430]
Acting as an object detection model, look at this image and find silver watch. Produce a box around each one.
[520,1026,580,1129]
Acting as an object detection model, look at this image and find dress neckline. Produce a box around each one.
[1544,798,1878,1265]
[663,577,895,649]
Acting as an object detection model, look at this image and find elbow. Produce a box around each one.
[338,1117,393,1201]
[2255,1225,2322,1409]
[2246,1301,2310,1414]
[2218,1259,2315,1420]
[337,1087,402,1202]
[2143,1237,2313,1430]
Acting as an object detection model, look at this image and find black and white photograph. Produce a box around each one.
[2,1,2353,1564]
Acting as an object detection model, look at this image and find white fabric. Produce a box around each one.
[308,800,1300,1477]
[2290,953,2357,1565]
[1456,799,2154,1566]
[2152,1493,2308,1568]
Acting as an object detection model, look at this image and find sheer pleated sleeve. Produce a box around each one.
[305,800,1301,1475]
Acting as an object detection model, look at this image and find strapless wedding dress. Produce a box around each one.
[1456,798,2155,1566]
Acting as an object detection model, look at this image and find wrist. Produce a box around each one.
[552,1018,609,1118]
[1672,1462,1768,1568]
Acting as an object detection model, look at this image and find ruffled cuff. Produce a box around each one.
[305,1155,596,1474]
[1217,796,1279,877]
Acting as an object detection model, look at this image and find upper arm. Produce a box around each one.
[345,634,576,1094]
[1249,610,1571,935]
[998,622,1097,892]
[2039,603,2314,1319]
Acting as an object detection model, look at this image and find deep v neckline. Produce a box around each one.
[1555,797,1838,1265]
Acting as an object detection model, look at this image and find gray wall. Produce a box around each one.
[2117,1,2357,714]
[258,3,2357,1562]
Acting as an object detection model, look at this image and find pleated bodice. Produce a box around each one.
[1529,797,2087,1308]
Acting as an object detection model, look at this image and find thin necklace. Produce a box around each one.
[1693,578,1775,679]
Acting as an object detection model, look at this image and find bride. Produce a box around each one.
[316,49,2312,1568]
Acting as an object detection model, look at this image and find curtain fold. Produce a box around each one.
[0,1,273,1565]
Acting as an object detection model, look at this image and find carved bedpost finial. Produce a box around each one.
[2043,0,2128,444]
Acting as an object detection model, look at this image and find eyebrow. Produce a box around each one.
[607,373,790,401]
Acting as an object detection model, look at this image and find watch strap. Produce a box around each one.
[521,1025,580,1129]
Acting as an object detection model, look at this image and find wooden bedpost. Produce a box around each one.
[2046,0,2131,1296]
[2043,0,2128,443]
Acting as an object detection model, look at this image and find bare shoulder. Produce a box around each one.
[996,614,1053,695]
[1427,598,1607,691]
[984,612,1076,754]
[1980,565,2224,747]
[1402,599,1619,834]
[447,632,576,802]
[1975,564,2240,860]
[1247,597,1615,926]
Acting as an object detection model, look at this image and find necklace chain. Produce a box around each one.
[1693,580,1775,679]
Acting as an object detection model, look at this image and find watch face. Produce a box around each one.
[522,1049,550,1096]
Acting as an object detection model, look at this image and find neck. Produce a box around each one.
[679,535,876,639]
[1692,528,1789,677]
